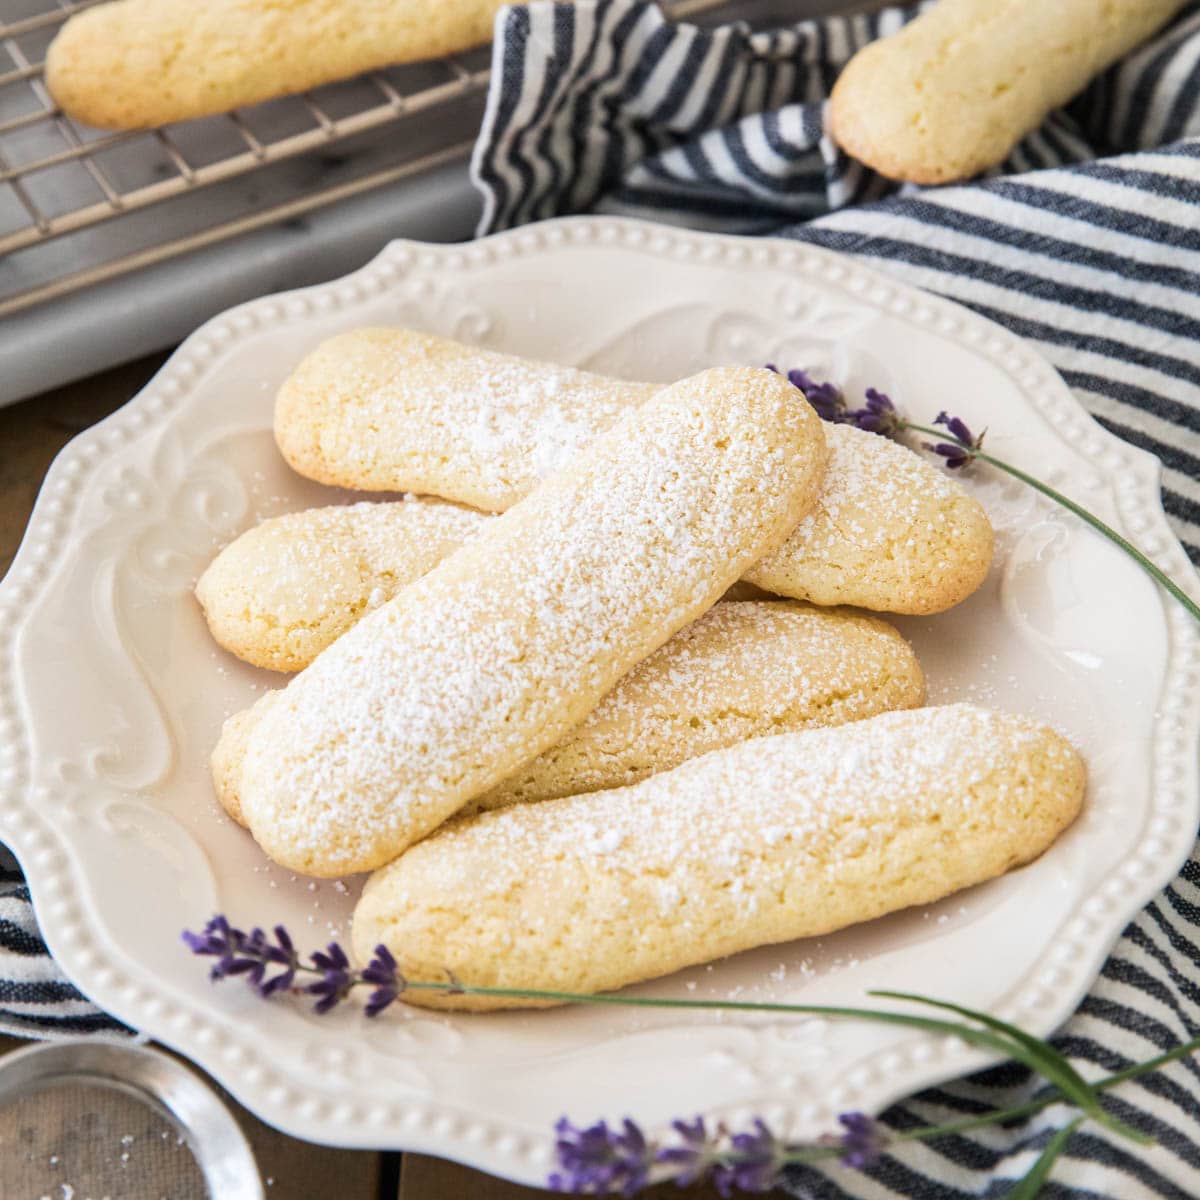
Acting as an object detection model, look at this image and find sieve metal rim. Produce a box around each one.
[0,1039,264,1199]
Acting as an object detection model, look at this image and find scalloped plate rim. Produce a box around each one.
[1,215,1197,1184]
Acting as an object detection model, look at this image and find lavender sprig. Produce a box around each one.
[925,409,986,469]
[181,918,298,997]
[307,942,355,1014]
[360,944,405,1017]
[550,1118,655,1196]
[771,368,1200,626]
[713,1118,785,1194]
[550,1104,1086,1197]
[185,918,1200,1197]
[655,1117,722,1187]
[825,1111,887,1169]
[850,387,906,437]
[182,916,396,1016]
[765,363,847,422]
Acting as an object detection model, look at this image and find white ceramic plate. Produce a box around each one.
[2,217,1198,1187]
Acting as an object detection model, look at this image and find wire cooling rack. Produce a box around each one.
[0,0,733,320]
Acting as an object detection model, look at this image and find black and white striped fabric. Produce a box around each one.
[0,850,127,1039]
[3,0,1200,1192]
[473,0,1200,565]
[471,2,1200,1196]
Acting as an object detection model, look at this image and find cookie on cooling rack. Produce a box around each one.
[45,0,515,128]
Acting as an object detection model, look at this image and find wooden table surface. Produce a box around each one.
[0,359,745,1200]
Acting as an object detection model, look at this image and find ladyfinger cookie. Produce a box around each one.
[212,601,925,823]
[275,328,659,511]
[45,0,525,129]
[237,367,826,875]
[211,694,277,827]
[274,328,992,615]
[352,704,1085,1011]
[469,601,925,811]
[744,427,992,613]
[201,421,986,675]
[829,0,1186,185]
[196,497,489,672]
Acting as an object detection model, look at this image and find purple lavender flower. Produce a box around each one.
[711,1119,782,1196]
[843,388,904,438]
[182,918,298,998]
[549,1118,655,1196]
[829,1112,887,1169]
[925,410,986,469]
[767,363,848,422]
[361,944,404,1017]
[185,917,410,1013]
[655,1117,721,1186]
[306,942,356,1015]
[795,376,846,423]
[252,925,299,997]
[181,915,242,980]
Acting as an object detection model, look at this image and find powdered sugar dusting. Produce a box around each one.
[195,495,490,670]
[746,423,992,611]
[239,368,825,874]
[474,704,1063,879]
[471,600,923,809]
[282,329,657,510]
[278,329,989,614]
[793,425,957,550]
[204,496,486,609]
[219,600,922,822]
[358,704,1084,999]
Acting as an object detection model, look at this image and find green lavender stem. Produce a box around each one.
[335,972,1168,1149]
[718,1032,1200,1169]
[902,421,1200,625]
[1007,1118,1085,1200]
[203,942,1200,1182]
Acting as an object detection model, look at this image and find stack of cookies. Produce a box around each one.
[196,330,1084,1010]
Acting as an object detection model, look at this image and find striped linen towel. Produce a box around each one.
[0,853,128,1038]
[3,0,1199,1193]
[470,2,1200,1196]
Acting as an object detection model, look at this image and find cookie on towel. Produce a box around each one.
[212,601,924,822]
[45,0,531,129]
[828,0,1186,184]
[237,367,827,875]
[273,327,992,615]
[196,497,489,672]
[352,704,1085,1010]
